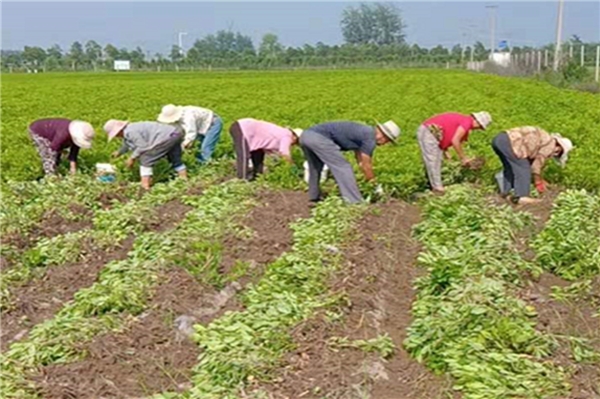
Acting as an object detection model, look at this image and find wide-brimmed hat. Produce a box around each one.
[376,120,401,143]
[157,104,184,124]
[103,119,129,141]
[68,120,95,149]
[289,128,303,137]
[551,133,574,167]
[471,111,492,130]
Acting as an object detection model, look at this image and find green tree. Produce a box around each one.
[85,40,103,69]
[22,46,47,68]
[67,41,85,70]
[341,3,406,46]
[259,33,284,61]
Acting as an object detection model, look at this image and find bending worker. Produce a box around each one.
[417,111,491,193]
[492,126,573,204]
[104,119,188,190]
[28,118,95,176]
[229,118,303,181]
[300,120,400,204]
[157,103,223,164]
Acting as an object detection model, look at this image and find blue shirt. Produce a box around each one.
[309,122,376,156]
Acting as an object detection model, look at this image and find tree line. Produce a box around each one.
[2,3,598,72]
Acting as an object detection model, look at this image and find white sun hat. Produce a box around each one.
[472,111,492,130]
[68,120,95,149]
[376,120,401,143]
[157,104,184,124]
[551,133,574,167]
[290,128,303,137]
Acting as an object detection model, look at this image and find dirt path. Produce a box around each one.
[32,190,309,398]
[260,200,456,399]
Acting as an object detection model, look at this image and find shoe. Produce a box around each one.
[517,197,541,205]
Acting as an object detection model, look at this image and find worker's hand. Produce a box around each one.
[111,151,120,159]
[444,151,452,160]
[182,141,193,150]
[126,158,136,169]
[535,180,547,193]
[461,157,473,167]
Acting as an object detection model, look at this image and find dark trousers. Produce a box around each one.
[230,122,265,181]
[492,132,532,198]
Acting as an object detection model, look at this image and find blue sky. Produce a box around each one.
[2,1,599,54]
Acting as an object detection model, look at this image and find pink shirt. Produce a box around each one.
[423,113,475,150]
[238,118,294,156]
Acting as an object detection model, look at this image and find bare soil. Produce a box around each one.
[34,267,205,399]
[257,200,457,399]
[220,189,310,284]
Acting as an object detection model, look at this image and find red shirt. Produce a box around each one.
[423,113,474,150]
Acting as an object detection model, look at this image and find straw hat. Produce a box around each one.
[103,119,129,141]
[157,104,184,124]
[289,128,303,137]
[68,120,95,149]
[472,111,492,130]
[376,120,401,143]
[551,133,574,167]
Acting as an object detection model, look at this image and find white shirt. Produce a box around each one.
[179,106,214,147]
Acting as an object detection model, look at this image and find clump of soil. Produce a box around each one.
[0,237,134,351]
[257,200,457,399]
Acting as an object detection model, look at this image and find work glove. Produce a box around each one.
[535,180,547,193]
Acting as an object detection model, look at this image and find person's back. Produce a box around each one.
[309,121,376,155]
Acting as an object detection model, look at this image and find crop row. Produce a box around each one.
[405,186,569,399]
[151,197,362,399]
[0,180,258,398]
[533,190,600,280]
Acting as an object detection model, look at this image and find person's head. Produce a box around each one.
[104,119,129,141]
[68,121,95,149]
[375,120,401,145]
[157,104,184,124]
[471,111,492,130]
[551,133,574,167]
[289,128,303,145]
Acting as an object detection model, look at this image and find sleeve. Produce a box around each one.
[118,141,130,156]
[68,145,80,162]
[531,156,547,175]
[358,129,376,156]
[278,134,293,157]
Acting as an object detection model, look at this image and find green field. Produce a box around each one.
[1,70,599,399]
[2,70,600,192]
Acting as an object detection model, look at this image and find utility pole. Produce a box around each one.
[178,32,188,55]
[553,0,564,71]
[486,5,498,60]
